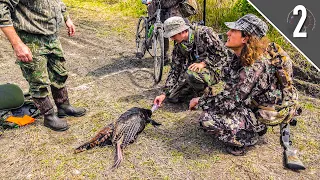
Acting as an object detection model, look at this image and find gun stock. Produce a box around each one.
[280,123,305,170]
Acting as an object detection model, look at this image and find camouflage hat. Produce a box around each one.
[163,16,190,38]
[224,14,268,38]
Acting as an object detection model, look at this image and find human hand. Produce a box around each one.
[65,18,75,36]
[13,42,32,62]
[154,94,166,106]
[188,62,206,72]
[189,97,200,110]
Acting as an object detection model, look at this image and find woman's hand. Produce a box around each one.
[189,97,200,110]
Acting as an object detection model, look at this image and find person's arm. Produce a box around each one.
[59,0,75,36]
[188,27,228,82]
[0,0,19,27]
[154,44,185,106]
[198,61,265,113]
[59,0,70,22]
[1,26,32,62]
[200,27,228,74]
[0,0,32,62]
[163,44,185,95]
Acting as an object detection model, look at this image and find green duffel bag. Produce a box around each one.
[0,83,24,110]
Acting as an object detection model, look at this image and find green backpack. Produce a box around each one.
[253,43,301,126]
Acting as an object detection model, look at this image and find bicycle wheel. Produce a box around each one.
[135,17,148,59]
[152,28,164,84]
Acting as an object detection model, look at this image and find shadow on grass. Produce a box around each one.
[117,88,193,113]
[146,111,227,160]
[86,56,153,77]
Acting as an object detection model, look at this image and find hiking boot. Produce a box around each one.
[167,97,182,104]
[51,86,86,118]
[57,103,86,118]
[32,96,69,131]
[226,146,247,156]
[44,109,69,131]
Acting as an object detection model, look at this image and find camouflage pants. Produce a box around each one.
[168,68,218,101]
[16,31,68,98]
[199,107,266,147]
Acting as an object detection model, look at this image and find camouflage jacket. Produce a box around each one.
[0,0,69,35]
[198,53,283,114]
[163,25,228,95]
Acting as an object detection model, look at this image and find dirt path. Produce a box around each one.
[0,19,319,179]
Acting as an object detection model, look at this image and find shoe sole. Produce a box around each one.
[44,124,69,132]
[58,111,86,118]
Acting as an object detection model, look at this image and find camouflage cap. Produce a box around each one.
[224,14,268,38]
[163,16,190,38]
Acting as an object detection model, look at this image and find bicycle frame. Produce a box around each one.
[146,0,164,43]
[136,0,165,83]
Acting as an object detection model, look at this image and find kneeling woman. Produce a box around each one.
[190,14,284,155]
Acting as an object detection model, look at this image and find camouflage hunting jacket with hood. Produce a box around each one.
[0,0,69,35]
[198,52,284,115]
[163,25,228,95]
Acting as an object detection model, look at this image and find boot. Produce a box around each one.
[51,86,86,118]
[32,96,69,131]
[226,145,247,156]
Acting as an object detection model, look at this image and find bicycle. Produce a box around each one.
[136,0,165,84]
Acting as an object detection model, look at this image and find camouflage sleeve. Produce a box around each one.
[0,0,19,27]
[59,0,70,22]
[163,44,185,95]
[197,27,228,85]
[198,61,265,113]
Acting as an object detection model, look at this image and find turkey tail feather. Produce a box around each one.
[111,143,123,169]
[74,123,114,154]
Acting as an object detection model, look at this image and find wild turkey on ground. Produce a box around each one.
[74,107,161,168]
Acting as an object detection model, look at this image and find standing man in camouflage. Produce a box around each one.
[189,14,279,155]
[153,16,227,106]
[0,0,86,131]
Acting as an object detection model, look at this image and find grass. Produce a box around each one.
[0,0,318,179]
[63,0,147,38]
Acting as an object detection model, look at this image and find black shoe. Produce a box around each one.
[44,109,69,131]
[226,146,247,156]
[57,104,86,118]
[167,97,183,104]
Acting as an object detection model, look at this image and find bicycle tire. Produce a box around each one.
[135,17,148,59]
[152,28,164,84]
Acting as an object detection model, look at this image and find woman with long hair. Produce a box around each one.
[189,14,281,155]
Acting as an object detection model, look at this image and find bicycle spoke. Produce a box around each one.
[135,17,148,59]
[153,29,164,84]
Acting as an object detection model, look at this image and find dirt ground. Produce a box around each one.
[0,16,320,180]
